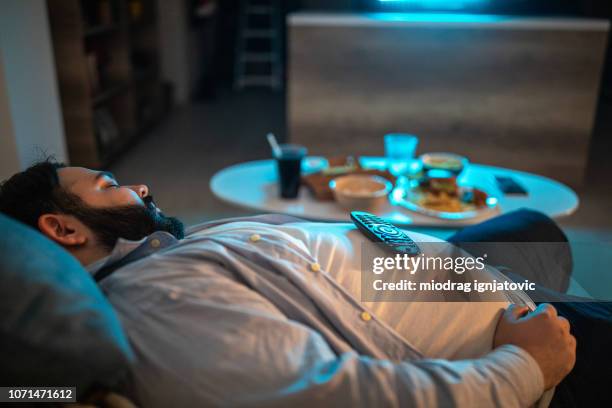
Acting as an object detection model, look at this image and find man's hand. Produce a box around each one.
[494,303,576,390]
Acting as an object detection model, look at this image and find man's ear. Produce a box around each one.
[38,214,88,247]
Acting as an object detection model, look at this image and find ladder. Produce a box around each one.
[234,0,283,90]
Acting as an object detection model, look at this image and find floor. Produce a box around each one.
[110,88,612,299]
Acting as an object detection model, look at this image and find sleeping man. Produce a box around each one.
[0,160,609,407]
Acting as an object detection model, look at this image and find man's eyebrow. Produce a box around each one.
[94,171,116,182]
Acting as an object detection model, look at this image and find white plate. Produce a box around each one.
[390,184,499,220]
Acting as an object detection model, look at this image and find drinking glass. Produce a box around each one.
[384,134,419,177]
[276,144,307,199]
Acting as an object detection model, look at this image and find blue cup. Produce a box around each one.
[384,133,419,177]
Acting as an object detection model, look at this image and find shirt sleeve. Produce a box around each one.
[107,275,544,408]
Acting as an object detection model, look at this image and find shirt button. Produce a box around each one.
[310,262,321,273]
[249,234,261,242]
[360,311,372,322]
[150,238,161,248]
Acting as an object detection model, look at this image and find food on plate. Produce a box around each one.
[322,156,357,176]
[409,176,488,212]
[420,153,468,176]
[301,156,395,201]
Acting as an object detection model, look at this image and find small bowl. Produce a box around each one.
[330,174,393,211]
[420,152,469,178]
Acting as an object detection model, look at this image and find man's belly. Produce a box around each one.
[284,222,509,360]
[199,221,510,360]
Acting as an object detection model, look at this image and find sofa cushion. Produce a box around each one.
[0,213,133,397]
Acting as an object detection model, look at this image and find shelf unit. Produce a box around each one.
[47,0,168,168]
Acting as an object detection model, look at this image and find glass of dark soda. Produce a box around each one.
[276,144,307,199]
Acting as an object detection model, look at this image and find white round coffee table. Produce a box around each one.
[210,157,579,227]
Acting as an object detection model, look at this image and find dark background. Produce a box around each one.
[210,0,612,86]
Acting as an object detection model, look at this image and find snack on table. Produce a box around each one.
[410,176,488,212]
[302,156,396,201]
[330,174,392,211]
[420,152,468,176]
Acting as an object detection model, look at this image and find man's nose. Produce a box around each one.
[127,184,149,198]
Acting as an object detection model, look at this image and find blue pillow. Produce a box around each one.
[0,213,133,397]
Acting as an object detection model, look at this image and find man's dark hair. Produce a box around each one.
[0,159,69,229]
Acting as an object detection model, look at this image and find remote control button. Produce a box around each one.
[386,236,412,243]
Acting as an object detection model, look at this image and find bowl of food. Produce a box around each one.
[420,152,469,178]
[330,174,392,211]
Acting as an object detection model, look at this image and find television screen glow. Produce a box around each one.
[378,0,488,11]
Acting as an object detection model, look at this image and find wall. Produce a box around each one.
[156,0,192,104]
[0,0,67,180]
[288,13,609,186]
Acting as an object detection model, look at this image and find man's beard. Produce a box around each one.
[66,195,184,251]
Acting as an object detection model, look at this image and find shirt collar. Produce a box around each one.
[85,231,179,275]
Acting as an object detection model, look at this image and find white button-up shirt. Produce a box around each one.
[94,215,546,408]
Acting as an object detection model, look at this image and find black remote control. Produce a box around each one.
[350,211,420,256]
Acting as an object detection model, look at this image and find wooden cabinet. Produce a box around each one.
[47,0,168,168]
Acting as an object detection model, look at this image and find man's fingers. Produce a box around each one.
[567,335,577,370]
[558,316,570,333]
[534,303,558,318]
[506,304,530,320]
[569,335,577,353]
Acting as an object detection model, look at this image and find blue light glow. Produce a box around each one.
[486,196,498,207]
[379,0,488,11]
[366,12,506,24]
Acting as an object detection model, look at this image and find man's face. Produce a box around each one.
[54,166,184,250]
[58,167,151,210]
